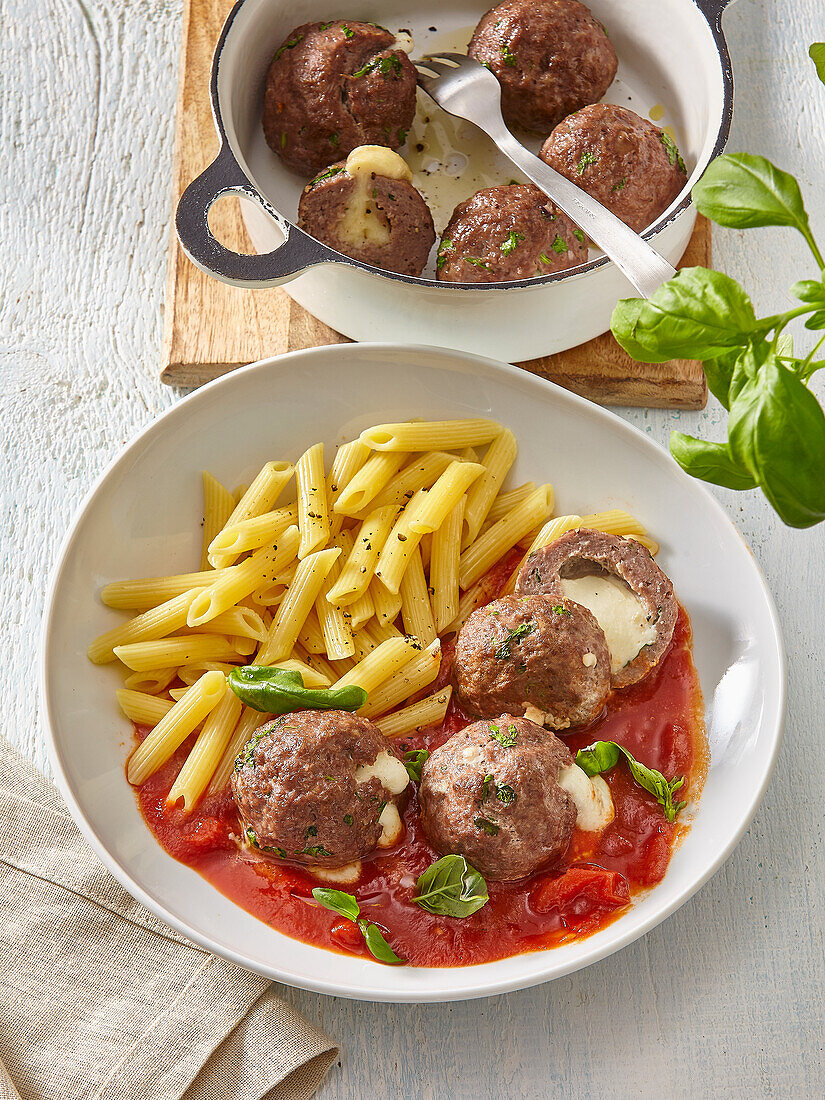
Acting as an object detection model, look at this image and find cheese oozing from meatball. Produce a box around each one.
[557,764,614,832]
[354,750,410,795]
[309,861,362,885]
[560,574,658,674]
[337,146,414,246]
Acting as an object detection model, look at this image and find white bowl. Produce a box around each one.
[41,344,784,1003]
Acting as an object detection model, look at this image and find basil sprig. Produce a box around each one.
[575,741,686,823]
[610,44,825,529]
[413,855,489,918]
[402,749,429,783]
[311,888,404,965]
[228,666,367,715]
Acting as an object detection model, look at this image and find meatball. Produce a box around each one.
[231,710,409,867]
[540,104,687,232]
[453,594,610,729]
[262,21,418,176]
[419,715,577,880]
[299,147,435,276]
[437,184,587,283]
[468,0,617,133]
[515,529,678,688]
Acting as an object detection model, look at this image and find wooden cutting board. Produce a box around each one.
[162,0,709,408]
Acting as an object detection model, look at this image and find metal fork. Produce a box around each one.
[415,53,678,297]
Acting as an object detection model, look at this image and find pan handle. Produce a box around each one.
[694,0,735,25]
[176,147,329,287]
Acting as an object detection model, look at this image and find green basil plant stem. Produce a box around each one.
[610,44,825,529]
[228,666,367,714]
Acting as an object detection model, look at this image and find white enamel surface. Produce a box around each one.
[209,0,724,358]
[41,344,784,1003]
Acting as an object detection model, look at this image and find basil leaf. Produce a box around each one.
[693,153,814,237]
[728,353,825,528]
[702,348,743,410]
[790,279,825,306]
[413,854,489,918]
[311,887,360,922]
[575,741,686,823]
[670,433,758,491]
[810,43,825,85]
[804,310,825,331]
[611,268,757,363]
[358,920,405,965]
[402,749,429,783]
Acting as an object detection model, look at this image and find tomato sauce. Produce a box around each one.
[135,551,706,968]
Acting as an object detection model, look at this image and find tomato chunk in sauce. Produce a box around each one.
[135,551,706,968]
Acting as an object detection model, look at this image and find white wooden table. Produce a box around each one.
[3,1,824,1095]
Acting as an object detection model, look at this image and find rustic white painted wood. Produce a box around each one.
[2,0,823,1095]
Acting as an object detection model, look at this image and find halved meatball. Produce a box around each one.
[540,104,687,232]
[299,147,435,275]
[453,594,610,729]
[468,0,617,133]
[515,529,678,688]
[419,715,577,880]
[263,21,418,175]
[231,710,409,867]
[437,184,587,283]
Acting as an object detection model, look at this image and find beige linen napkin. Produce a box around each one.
[0,737,338,1100]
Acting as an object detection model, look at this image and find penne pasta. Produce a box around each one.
[296,442,331,558]
[462,428,518,546]
[364,617,404,645]
[626,533,660,556]
[373,490,429,595]
[294,646,339,687]
[167,688,244,810]
[88,590,199,665]
[122,667,178,695]
[354,451,455,516]
[399,547,437,645]
[486,482,538,525]
[375,686,453,738]
[431,497,465,633]
[187,528,300,627]
[168,686,190,701]
[207,504,298,567]
[297,607,327,655]
[352,627,378,662]
[458,485,554,590]
[580,509,648,538]
[232,483,249,505]
[360,419,502,452]
[359,640,442,719]
[226,461,293,529]
[200,473,235,571]
[116,690,174,727]
[370,577,402,626]
[327,439,371,534]
[331,636,422,694]
[334,451,407,516]
[184,606,267,643]
[347,587,374,632]
[101,569,230,612]
[114,635,246,672]
[258,547,341,664]
[501,515,584,595]
[326,505,397,606]
[314,543,355,660]
[275,656,333,689]
[126,671,226,785]
[408,460,485,535]
[208,705,270,794]
[177,661,236,686]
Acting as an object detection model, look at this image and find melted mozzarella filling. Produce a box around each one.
[560,574,658,674]
[557,764,615,832]
[336,146,413,246]
[354,750,409,795]
[310,861,362,884]
[376,802,403,848]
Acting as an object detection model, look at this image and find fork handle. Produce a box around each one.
[494,129,678,299]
